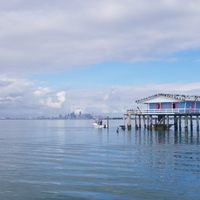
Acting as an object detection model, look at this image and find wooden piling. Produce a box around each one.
[163,115,165,125]
[143,116,146,128]
[150,115,153,130]
[138,115,141,128]
[190,115,193,131]
[174,115,178,131]
[185,115,188,131]
[155,117,158,124]
[179,116,182,131]
[166,115,169,127]
[197,115,199,132]
[147,115,150,129]
[135,115,138,129]
[106,116,109,129]
[127,113,132,130]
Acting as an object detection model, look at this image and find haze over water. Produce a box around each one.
[0,120,200,200]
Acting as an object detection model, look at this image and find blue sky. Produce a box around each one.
[1,0,200,116]
[30,52,200,89]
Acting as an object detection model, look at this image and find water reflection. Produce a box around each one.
[115,128,200,175]
[1,120,200,200]
[115,128,200,145]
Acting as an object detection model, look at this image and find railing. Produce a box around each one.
[127,109,200,114]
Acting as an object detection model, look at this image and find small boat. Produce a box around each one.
[93,119,107,128]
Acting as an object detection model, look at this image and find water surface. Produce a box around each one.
[0,120,200,200]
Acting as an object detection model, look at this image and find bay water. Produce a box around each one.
[0,120,200,200]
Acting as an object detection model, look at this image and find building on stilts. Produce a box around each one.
[125,93,200,131]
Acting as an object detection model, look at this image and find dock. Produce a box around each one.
[104,94,200,132]
[120,93,200,131]
[123,109,200,132]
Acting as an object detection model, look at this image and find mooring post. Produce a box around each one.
[197,115,200,132]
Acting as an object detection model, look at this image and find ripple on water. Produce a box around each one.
[0,120,200,200]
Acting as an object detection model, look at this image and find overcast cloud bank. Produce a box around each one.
[0,0,200,73]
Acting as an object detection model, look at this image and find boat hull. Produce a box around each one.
[93,123,107,129]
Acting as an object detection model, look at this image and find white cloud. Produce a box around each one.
[34,87,50,96]
[1,76,200,117]
[0,0,200,73]
[40,91,66,108]
[0,77,67,116]
[58,82,200,115]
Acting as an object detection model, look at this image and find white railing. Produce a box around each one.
[127,109,200,114]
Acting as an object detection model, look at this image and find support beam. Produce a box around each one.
[143,116,146,129]
[155,117,158,124]
[179,116,182,131]
[135,115,138,129]
[166,115,170,127]
[197,115,199,132]
[190,115,193,131]
[163,115,165,125]
[150,115,153,130]
[106,116,109,129]
[185,115,188,131]
[174,115,178,132]
[138,115,141,128]
[127,113,132,130]
[147,115,150,129]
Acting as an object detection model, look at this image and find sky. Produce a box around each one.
[1,0,200,117]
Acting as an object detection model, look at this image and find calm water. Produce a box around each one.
[0,120,200,200]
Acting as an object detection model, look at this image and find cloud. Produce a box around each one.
[56,82,200,114]
[40,91,66,108]
[1,75,200,117]
[33,87,50,96]
[0,76,66,116]
[0,0,200,73]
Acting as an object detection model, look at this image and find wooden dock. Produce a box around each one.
[123,109,200,131]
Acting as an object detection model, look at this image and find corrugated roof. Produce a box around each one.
[136,93,200,104]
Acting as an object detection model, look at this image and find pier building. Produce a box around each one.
[125,94,200,131]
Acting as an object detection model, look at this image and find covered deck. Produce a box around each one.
[127,108,200,115]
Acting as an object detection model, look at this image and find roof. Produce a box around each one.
[136,93,200,104]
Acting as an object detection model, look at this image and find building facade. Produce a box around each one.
[136,94,200,113]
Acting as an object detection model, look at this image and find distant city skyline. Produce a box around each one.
[0,0,200,116]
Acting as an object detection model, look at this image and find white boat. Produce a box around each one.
[93,120,107,128]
